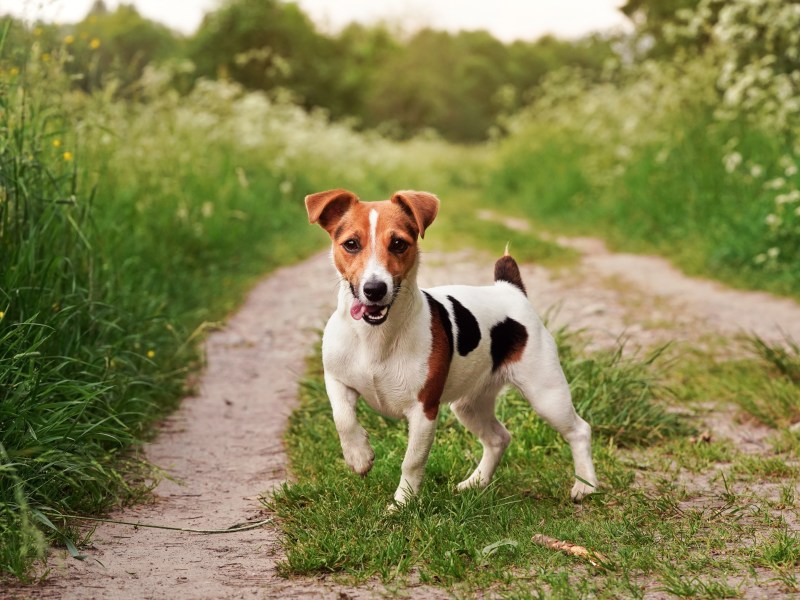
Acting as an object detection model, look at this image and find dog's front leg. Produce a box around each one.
[393,404,437,507]
[325,374,374,476]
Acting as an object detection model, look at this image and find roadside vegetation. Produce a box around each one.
[0,21,463,580]
[489,0,800,298]
[2,0,800,591]
[272,333,800,596]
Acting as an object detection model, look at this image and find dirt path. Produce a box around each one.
[17,254,372,599]
[15,237,800,599]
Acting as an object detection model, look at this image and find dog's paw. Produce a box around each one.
[456,474,486,492]
[385,501,402,515]
[570,479,598,502]
[343,443,374,477]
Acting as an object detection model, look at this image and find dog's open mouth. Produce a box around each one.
[350,298,391,325]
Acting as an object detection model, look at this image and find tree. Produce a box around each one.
[189,0,336,109]
[67,3,180,92]
[325,23,399,122]
[620,0,706,57]
[365,29,511,141]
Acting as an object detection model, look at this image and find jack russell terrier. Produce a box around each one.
[305,188,598,507]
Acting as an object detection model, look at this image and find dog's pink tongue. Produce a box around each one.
[350,299,367,320]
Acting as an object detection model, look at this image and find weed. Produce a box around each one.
[752,530,800,592]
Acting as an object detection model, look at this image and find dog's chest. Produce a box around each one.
[322,317,430,418]
[329,345,426,417]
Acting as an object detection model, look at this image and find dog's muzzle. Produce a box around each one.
[350,298,391,325]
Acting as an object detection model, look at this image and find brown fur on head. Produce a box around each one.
[304,189,440,292]
[390,191,439,239]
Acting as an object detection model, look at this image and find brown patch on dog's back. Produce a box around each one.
[494,255,527,296]
[489,318,528,372]
[418,292,453,420]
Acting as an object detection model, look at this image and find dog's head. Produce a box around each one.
[305,189,439,326]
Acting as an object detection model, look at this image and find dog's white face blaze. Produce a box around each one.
[360,209,394,305]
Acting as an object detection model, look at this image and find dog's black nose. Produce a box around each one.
[363,280,387,302]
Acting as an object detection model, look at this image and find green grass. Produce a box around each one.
[431,190,580,269]
[271,331,800,595]
[271,336,692,592]
[488,95,800,300]
[0,52,320,579]
[668,337,800,430]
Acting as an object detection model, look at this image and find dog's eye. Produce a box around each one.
[389,238,409,254]
[342,239,360,254]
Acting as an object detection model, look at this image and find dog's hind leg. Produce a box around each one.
[510,337,598,501]
[451,387,510,491]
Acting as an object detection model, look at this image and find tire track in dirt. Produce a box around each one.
[13,237,800,599]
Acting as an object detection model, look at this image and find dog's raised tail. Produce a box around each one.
[494,243,527,296]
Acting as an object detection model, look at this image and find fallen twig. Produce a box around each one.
[39,509,272,535]
[531,533,608,567]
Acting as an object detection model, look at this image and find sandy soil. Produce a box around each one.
[11,233,800,599]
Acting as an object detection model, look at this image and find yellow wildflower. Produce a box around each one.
[146,350,156,359]
[90,38,101,50]
[42,53,51,62]
[52,139,62,148]
[64,34,75,45]
[0,311,4,320]
[63,151,73,162]
[9,67,19,77]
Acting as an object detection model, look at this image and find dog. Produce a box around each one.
[305,188,598,507]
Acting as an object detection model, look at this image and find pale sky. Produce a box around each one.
[0,0,630,41]
[4,0,631,41]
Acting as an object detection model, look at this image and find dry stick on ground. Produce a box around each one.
[531,534,608,568]
[40,511,274,534]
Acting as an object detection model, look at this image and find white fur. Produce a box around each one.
[359,209,393,304]
[321,249,598,507]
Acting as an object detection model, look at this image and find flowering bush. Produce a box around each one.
[671,0,800,133]
[493,0,800,292]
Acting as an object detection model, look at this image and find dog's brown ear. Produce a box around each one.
[305,189,358,234]
[391,191,439,239]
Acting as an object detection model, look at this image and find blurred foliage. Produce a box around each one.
[490,0,800,296]
[0,0,616,142]
[66,1,180,92]
[188,0,334,109]
[620,0,705,57]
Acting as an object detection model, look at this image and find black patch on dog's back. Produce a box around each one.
[489,317,529,372]
[494,255,527,296]
[448,295,481,356]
